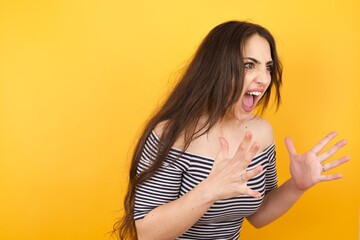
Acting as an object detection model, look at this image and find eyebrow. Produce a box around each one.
[243,57,274,65]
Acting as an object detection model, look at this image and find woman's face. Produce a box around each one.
[228,34,273,121]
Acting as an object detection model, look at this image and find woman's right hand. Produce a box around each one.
[204,131,263,201]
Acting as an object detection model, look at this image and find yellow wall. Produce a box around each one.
[0,0,359,239]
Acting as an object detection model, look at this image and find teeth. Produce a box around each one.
[246,91,262,96]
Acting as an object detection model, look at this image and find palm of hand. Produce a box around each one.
[289,151,322,190]
[285,132,349,191]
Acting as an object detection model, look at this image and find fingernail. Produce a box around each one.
[253,142,259,151]
[330,131,337,137]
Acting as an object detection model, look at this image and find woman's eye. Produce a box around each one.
[266,65,274,72]
[244,62,255,69]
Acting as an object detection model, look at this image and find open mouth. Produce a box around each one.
[246,91,262,96]
[242,91,262,112]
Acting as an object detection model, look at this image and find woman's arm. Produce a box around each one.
[136,132,263,240]
[247,132,349,228]
[136,179,214,240]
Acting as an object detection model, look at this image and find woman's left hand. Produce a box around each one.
[284,131,350,191]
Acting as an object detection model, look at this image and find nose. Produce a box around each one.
[255,68,271,86]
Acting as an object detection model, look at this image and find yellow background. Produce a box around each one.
[0,0,359,239]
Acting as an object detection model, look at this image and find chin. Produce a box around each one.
[233,111,254,122]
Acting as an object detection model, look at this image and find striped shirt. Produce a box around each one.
[134,131,278,239]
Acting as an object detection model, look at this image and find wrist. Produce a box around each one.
[289,178,306,195]
[196,179,217,205]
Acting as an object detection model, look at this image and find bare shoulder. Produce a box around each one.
[153,120,167,138]
[153,120,186,149]
[252,117,273,134]
[247,116,274,150]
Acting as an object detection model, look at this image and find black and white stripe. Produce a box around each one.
[134,131,278,239]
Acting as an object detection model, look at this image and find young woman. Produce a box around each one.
[113,21,349,239]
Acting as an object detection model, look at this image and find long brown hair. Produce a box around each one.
[112,21,283,239]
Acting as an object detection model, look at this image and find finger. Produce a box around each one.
[322,155,350,171]
[236,131,252,154]
[284,137,297,156]
[319,173,343,182]
[243,187,262,199]
[216,137,229,161]
[232,131,253,163]
[239,142,260,169]
[311,131,337,154]
[318,139,348,162]
[241,165,263,181]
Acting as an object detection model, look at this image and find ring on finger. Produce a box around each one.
[322,164,326,172]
